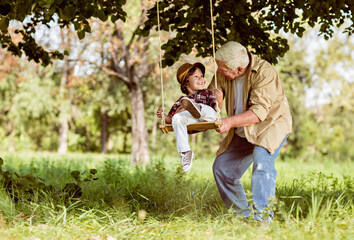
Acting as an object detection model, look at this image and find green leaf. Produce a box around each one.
[77,30,85,40]
[111,15,118,23]
[90,169,97,174]
[0,4,11,16]
[41,0,55,8]
[83,24,91,33]
[96,9,108,21]
[71,170,80,179]
[0,17,9,30]
[48,5,56,15]
[62,5,76,20]
[73,21,80,30]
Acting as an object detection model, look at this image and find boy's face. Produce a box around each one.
[186,67,205,95]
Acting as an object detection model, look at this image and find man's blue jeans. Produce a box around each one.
[213,134,288,222]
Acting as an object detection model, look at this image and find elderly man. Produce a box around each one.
[208,41,292,222]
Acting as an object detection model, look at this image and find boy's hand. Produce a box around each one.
[156,108,172,124]
[214,88,223,101]
[214,88,223,110]
[156,108,164,118]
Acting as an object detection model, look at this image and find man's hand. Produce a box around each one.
[215,110,261,134]
[216,117,232,134]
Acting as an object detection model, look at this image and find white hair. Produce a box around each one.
[215,41,250,70]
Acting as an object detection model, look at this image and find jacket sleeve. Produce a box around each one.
[248,67,279,121]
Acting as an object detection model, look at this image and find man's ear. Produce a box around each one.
[236,67,244,74]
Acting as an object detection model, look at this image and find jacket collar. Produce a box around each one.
[246,51,261,74]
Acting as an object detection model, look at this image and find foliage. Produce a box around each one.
[0,57,58,151]
[319,81,354,161]
[276,29,354,162]
[276,38,314,159]
[139,0,353,66]
[276,171,353,221]
[2,0,353,67]
[0,0,127,65]
[0,157,98,205]
[0,153,352,239]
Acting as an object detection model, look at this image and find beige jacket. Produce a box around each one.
[208,52,292,155]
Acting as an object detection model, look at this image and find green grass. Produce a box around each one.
[0,152,353,239]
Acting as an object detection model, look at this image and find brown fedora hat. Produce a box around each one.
[176,62,205,86]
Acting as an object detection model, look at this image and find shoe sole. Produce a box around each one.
[183,151,194,172]
[181,98,201,118]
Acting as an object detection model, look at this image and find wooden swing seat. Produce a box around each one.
[159,120,221,134]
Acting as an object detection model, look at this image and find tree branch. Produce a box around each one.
[102,67,130,84]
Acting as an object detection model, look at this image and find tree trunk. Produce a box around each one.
[58,120,68,154]
[100,110,109,153]
[58,56,70,154]
[107,135,114,151]
[129,84,150,166]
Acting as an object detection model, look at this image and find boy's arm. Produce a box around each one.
[164,114,172,124]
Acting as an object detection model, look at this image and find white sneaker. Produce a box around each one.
[180,97,201,119]
[179,150,194,172]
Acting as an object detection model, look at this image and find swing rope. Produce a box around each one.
[157,0,221,133]
[157,0,165,125]
[209,0,221,121]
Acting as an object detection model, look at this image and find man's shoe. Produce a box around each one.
[179,150,194,172]
[180,97,201,119]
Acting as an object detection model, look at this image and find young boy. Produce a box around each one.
[156,62,222,172]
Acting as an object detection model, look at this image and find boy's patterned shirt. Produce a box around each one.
[168,89,217,117]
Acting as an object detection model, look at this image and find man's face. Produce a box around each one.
[216,61,241,81]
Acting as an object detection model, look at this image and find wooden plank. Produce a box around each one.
[159,121,221,134]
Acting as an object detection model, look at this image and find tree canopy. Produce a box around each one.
[0,0,126,65]
[140,0,353,66]
[0,0,353,66]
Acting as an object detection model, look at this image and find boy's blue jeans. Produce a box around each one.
[213,134,288,222]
